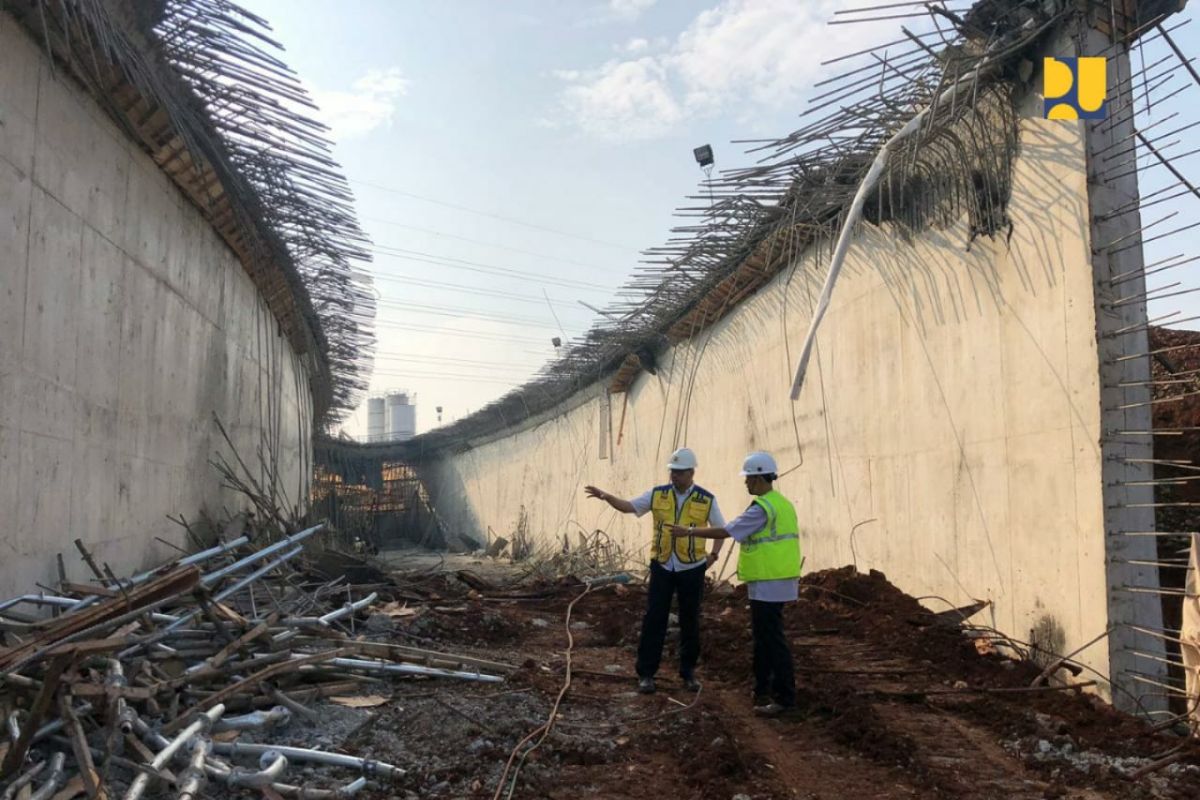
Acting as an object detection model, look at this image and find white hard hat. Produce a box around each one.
[666,447,698,470]
[740,451,778,477]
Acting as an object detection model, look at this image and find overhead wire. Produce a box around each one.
[370,368,526,386]
[370,273,593,309]
[371,244,614,292]
[360,216,617,271]
[351,178,640,251]
[371,320,560,347]
[368,298,588,330]
[373,352,545,370]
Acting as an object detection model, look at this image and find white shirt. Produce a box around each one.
[723,503,799,602]
[629,486,726,572]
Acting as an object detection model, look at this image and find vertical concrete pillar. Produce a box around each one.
[1081,21,1170,713]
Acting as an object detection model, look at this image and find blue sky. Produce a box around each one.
[240,0,902,435]
[240,1,1200,436]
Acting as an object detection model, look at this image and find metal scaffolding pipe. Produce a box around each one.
[212,706,291,733]
[6,711,20,742]
[123,704,226,800]
[65,535,252,613]
[176,738,212,800]
[27,752,66,800]
[212,741,403,780]
[151,546,305,642]
[319,656,504,683]
[31,703,92,743]
[0,760,45,800]
[268,777,369,799]
[200,525,323,586]
[318,592,379,625]
[226,752,289,788]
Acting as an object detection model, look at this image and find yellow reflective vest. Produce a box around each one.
[737,489,801,582]
[649,485,714,564]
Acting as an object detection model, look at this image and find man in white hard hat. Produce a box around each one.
[584,447,725,694]
[669,451,799,716]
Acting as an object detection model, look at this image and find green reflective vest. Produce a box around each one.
[737,489,801,583]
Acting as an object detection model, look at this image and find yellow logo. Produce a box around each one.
[1044,56,1107,119]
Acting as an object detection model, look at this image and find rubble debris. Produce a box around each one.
[346,559,1200,799]
[0,519,512,799]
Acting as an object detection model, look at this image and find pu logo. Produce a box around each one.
[1044,56,1107,119]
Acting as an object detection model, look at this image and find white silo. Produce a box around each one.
[367,397,386,442]
[385,392,416,442]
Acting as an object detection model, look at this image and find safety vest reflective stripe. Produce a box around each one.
[737,490,801,583]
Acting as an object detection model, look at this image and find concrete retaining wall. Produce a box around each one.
[422,84,1152,696]
[0,15,313,593]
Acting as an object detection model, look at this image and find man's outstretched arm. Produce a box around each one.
[584,485,636,514]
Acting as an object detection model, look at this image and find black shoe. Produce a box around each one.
[682,675,701,692]
[753,692,771,707]
[637,676,656,694]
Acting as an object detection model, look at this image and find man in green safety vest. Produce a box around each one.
[670,451,800,716]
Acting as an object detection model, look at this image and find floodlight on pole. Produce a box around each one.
[694,144,715,206]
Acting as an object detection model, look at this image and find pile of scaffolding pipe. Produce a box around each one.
[0,520,509,799]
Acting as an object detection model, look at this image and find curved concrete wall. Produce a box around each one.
[422,83,1163,699]
[0,16,313,592]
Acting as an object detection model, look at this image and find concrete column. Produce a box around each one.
[1081,21,1170,714]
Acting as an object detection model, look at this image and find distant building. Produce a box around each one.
[367,398,386,442]
[366,392,416,442]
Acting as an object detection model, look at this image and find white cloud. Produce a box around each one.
[619,36,650,54]
[554,0,886,141]
[560,57,682,140]
[312,67,409,141]
[609,0,657,20]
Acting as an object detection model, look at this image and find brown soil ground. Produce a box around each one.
[348,565,1200,800]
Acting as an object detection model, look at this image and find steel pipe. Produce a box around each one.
[159,546,305,637]
[0,594,81,614]
[212,706,291,733]
[177,738,212,800]
[320,656,503,683]
[200,525,322,586]
[6,711,20,742]
[0,760,45,800]
[117,544,309,659]
[226,752,288,788]
[27,752,66,800]
[123,704,226,800]
[31,702,92,743]
[65,535,252,613]
[318,593,379,625]
[268,777,369,798]
[212,741,403,780]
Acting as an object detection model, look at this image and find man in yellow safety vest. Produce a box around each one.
[670,451,800,715]
[585,447,725,694]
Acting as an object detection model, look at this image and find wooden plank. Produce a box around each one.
[0,653,71,779]
[68,683,158,701]
[0,567,200,671]
[58,582,119,599]
[208,613,278,669]
[58,694,106,799]
[43,638,128,658]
